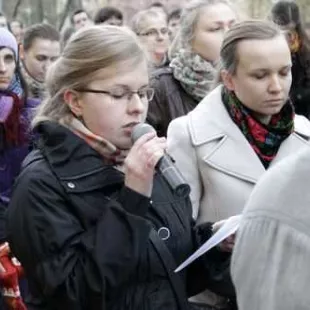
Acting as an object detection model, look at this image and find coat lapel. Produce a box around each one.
[188,86,265,184]
[188,87,310,184]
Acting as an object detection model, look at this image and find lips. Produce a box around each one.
[123,122,140,128]
[265,99,284,104]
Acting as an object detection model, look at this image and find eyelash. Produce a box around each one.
[253,71,290,80]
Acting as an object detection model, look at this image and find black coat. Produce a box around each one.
[147,67,198,137]
[7,122,234,310]
[290,53,310,118]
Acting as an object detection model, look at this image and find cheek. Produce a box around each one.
[233,79,262,103]
[8,64,16,79]
[194,33,222,61]
[82,103,123,138]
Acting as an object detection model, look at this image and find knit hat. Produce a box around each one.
[0,28,18,60]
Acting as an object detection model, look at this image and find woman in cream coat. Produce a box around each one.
[168,20,310,224]
[167,20,310,309]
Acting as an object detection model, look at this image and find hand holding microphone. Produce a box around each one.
[124,125,166,197]
[126,123,190,198]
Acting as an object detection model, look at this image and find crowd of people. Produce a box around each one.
[0,0,310,309]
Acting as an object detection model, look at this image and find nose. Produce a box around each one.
[127,93,145,115]
[157,31,165,41]
[0,59,7,72]
[268,75,282,93]
[42,59,53,72]
[223,25,230,32]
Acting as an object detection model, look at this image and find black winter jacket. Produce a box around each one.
[290,53,310,118]
[7,122,234,310]
[147,67,198,137]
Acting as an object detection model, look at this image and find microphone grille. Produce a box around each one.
[131,123,155,143]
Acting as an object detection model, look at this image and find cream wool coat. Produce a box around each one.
[167,86,310,224]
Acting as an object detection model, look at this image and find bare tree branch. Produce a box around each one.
[12,0,23,19]
[58,0,74,31]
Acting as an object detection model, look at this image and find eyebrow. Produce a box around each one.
[212,19,236,25]
[110,84,149,90]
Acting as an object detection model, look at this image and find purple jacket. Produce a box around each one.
[0,95,39,206]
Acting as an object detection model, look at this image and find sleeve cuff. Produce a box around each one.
[118,187,150,217]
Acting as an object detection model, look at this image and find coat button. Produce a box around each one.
[158,227,170,240]
[67,182,75,189]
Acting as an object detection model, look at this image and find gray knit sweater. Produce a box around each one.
[231,146,310,310]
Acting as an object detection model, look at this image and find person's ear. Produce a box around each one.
[221,69,235,91]
[64,90,83,117]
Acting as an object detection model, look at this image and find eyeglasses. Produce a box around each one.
[139,27,169,38]
[76,87,155,102]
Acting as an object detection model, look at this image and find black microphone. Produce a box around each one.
[131,123,191,198]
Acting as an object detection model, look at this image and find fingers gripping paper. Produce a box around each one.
[175,215,241,273]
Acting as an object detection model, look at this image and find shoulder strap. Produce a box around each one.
[149,229,189,310]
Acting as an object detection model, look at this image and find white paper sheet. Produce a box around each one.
[175,215,242,273]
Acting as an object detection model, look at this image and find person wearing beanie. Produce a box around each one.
[0,27,39,310]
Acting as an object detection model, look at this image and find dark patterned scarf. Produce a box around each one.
[222,88,294,168]
[20,61,45,99]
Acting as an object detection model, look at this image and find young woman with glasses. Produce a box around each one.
[6,25,235,310]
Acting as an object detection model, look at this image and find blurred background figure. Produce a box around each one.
[0,13,7,29]
[20,23,60,99]
[94,6,123,26]
[71,9,93,30]
[168,8,181,41]
[271,0,310,119]
[8,20,24,44]
[0,27,39,310]
[60,26,75,51]
[148,2,168,19]
[147,0,237,137]
[132,9,170,69]
[305,22,310,37]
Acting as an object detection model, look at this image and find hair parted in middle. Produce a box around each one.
[220,20,283,75]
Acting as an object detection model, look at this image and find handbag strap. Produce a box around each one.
[150,229,189,310]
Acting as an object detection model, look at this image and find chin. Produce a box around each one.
[0,83,9,90]
[154,48,167,54]
[115,138,132,151]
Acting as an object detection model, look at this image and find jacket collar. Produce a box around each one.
[36,121,123,186]
[187,86,310,183]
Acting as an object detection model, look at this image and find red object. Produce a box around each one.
[0,243,27,310]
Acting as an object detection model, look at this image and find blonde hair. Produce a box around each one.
[131,9,167,35]
[214,20,283,85]
[32,25,147,127]
[169,0,236,59]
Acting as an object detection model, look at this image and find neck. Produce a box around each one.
[151,52,165,66]
[254,113,272,125]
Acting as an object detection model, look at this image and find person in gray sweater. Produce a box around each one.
[231,146,310,310]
